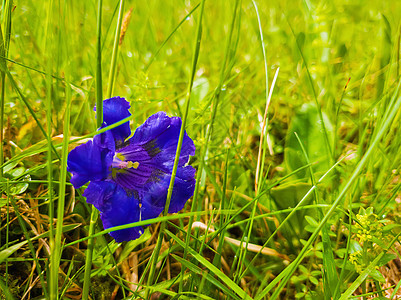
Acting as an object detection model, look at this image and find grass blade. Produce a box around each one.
[106,0,124,98]
[82,0,106,298]
[45,1,56,298]
[146,0,206,297]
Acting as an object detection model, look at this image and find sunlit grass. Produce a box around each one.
[0,0,401,299]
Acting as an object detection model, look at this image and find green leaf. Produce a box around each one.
[191,77,210,104]
[1,165,31,195]
[370,268,385,282]
[378,253,397,266]
[0,240,28,264]
[9,174,31,195]
[309,276,318,285]
[349,240,363,253]
[3,160,19,174]
[118,228,151,263]
[0,199,6,208]
[305,215,318,227]
[9,167,24,177]
[269,182,316,238]
[321,222,338,297]
[382,223,401,233]
[285,103,334,179]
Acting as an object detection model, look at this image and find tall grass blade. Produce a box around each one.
[106,0,124,98]
[82,0,105,297]
[96,0,103,122]
[180,0,240,292]
[252,0,271,194]
[51,1,72,298]
[146,0,206,297]
[44,1,56,298]
[0,0,11,181]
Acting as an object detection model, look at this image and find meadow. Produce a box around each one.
[1,0,401,299]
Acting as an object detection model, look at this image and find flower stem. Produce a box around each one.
[145,0,206,297]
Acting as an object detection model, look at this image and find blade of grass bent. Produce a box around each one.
[0,55,89,91]
[145,0,206,297]
[63,210,232,248]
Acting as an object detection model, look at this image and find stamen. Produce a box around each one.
[127,161,140,169]
[116,152,125,161]
[112,151,139,170]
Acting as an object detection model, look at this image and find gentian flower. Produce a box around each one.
[67,97,196,242]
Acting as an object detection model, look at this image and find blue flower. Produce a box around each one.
[67,97,196,242]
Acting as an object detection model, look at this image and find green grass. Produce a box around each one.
[1,0,401,299]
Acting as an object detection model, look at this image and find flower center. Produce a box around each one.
[111,153,140,178]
